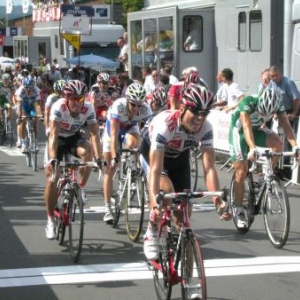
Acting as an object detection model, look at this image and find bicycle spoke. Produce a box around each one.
[153,226,172,300]
[180,232,207,300]
[69,189,84,263]
[263,177,290,248]
[125,172,145,242]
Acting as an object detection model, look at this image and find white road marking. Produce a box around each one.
[0,146,24,156]
[0,256,299,288]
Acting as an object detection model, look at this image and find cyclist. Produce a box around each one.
[15,77,41,153]
[44,80,102,239]
[44,79,67,134]
[0,73,16,116]
[140,83,232,261]
[102,82,152,224]
[229,87,299,229]
[148,86,168,115]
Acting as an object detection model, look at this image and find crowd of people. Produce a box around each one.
[1,56,300,299]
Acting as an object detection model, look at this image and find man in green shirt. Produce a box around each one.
[229,87,299,229]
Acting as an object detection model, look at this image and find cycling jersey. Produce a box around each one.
[16,86,40,117]
[89,84,114,108]
[229,95,285,161]
[50,98,96,138]
[45,93,60,108]
[142,109,213,158]
[231,95,285,131]
[0,81,15,104]
[102,98,152,152]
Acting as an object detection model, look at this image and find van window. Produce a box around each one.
[249,10,262,51]
[183,16,203,52]
[238,12,247,51]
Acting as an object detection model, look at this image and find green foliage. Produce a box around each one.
[105,0,143,13]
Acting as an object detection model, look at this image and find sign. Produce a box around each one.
[9,27,18,36]
[0,35,4,46]
[60,5,94,35]
[61,33,81,50]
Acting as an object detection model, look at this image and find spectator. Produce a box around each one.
[162,66,179,84]
[53,58,60,70]
[258,68,271,96]
[48,65,62,83]
[117,35,128,73]
[214,71,227,108]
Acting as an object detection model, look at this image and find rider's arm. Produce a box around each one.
[90,92,97,114]
[278,112,297,147]
[149,148,164,209]
[48,120,59,159]
[240,111,256,150]
[110,119,120,160]
[89,122,102,160]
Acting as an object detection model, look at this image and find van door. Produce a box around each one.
[29,37,51,67]
[178,9,216,90]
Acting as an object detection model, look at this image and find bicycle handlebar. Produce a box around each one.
[249,150,298,172]
[156,188,228,206]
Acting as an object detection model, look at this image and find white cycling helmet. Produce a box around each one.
[125,83,146,105]
[257,87,281,115]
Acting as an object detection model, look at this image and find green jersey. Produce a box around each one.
[230,95,285,131]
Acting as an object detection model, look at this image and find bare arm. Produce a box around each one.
[149,149,164,209]
[240,111,256,150]
[110,119,120,159]
[48,120,60,159]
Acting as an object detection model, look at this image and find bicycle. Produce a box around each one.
[189,146,201,191]
[147,188,228,300]
[21,116,41,171]
[0,107,14,147]
[111,147,146,242]
[51,159,98,263]
[229,149,295,248]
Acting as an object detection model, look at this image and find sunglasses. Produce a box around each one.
[69,96,85,103]
[100,81,109,85]
[129,102,141,108]
[188,108,210,117]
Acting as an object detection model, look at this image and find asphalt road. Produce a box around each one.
[1,135,300,300]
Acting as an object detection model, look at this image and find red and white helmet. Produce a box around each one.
[181,83,214,111]
[63,80,88,96]
[97,72,110,83]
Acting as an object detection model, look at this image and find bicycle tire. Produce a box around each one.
[125,170,145,242]
[153,225,172,300]
[31,131,38,171]
[180,230,207,300]
[112,167,122,227]
[25,151,31,167]
[54,188,67,245]
[189,149,198,191]
[68,187,84,263]
[230,172,255,234]
[263,176,290,248]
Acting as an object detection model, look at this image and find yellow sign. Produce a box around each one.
[61,33,81,50]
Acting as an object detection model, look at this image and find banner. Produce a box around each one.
[6,0,13,14]
[22,0,29,14]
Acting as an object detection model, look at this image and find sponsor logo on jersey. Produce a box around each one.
[61,103,68,112]
[87,112,95,121]
[202,130,213,141]
[156,134,167,144]
[60,121,69,130]
[166,139,182,149]
[70,124,81,131]
[167,111,180,132]
[81,106,88,114]
[54,110,61,118]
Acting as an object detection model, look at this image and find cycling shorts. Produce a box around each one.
[22,101,37,117]
[229,125,273,162]
[56,131,88,161]
[139,138,191,191]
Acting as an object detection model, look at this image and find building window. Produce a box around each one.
[249,10,262,51]
[183,16,203,52]
[238,12,247,51]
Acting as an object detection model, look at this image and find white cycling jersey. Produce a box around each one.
[144,110,213,158]
[89,84,113,108]
[16,86,40,104]
[45,93,61,108]
[105,97,152,135]
[50,98,96,138]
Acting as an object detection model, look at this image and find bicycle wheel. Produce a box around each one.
[263,176,290,248]
[153,225,172,300]
[125,170,145,242]
[68,187,84,263]
[189,149,198,191]
[25,149,31,167]
[30,132,38,171]
[112,167,122,227]
[230,172,255,234]
[54,189,67,245]
[180,230,207,300]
